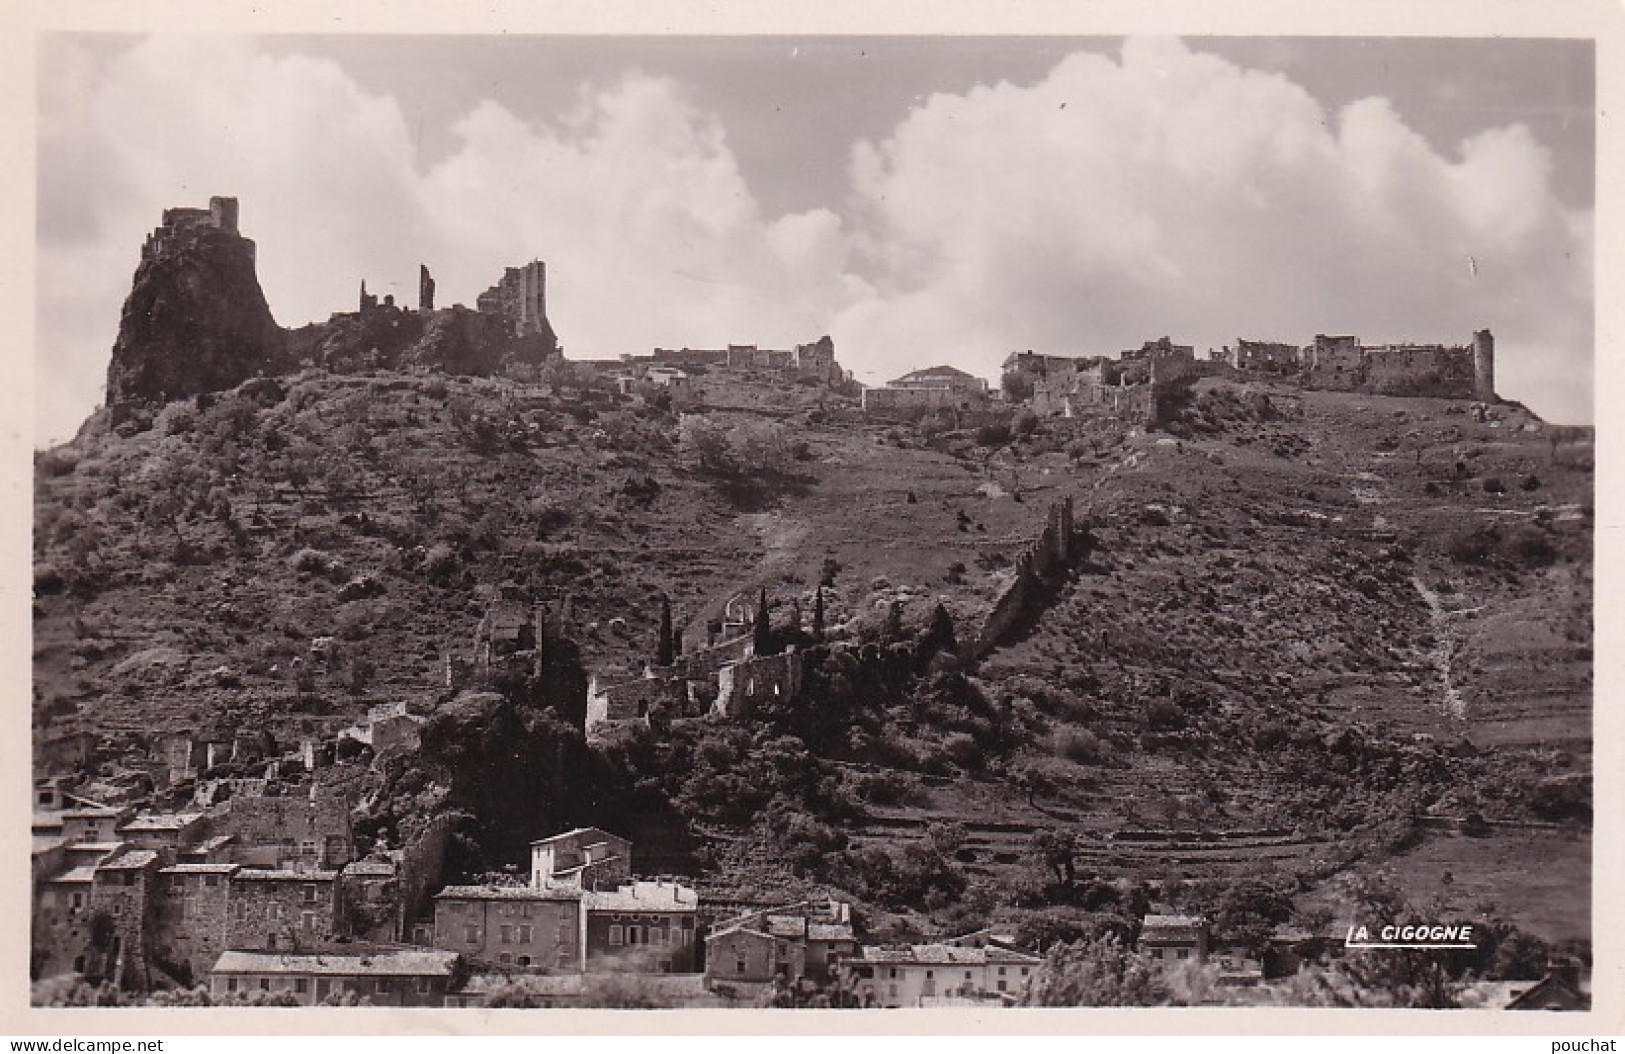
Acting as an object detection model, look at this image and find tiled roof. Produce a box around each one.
[98,850,160,871]
[582,880,697,912]
[119,812,205,831]
[529,826,627,847]
[235,869,338,882]
[856,944,1041,966]
[49,865,99,884]
[436,884,581,902]
[211,950,459,977]
[765,916,806,939]
[807,922,857,942]
[159,863,240,874]
[343,860,397,877]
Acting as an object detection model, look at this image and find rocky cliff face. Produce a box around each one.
[105,225,284,407]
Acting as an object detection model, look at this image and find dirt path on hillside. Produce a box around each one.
[679,512,811,640]
[1412,576,1469,721]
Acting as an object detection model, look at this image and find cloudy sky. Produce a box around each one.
[35,33,1594,445]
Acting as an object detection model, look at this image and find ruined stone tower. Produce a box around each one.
[1473,328,1496,402]
[109,196,283,408]
[419,264,436,313]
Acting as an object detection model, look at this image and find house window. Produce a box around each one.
[925,970,934,979]
[517,925,532,943]
[997,981,1007,992]
[500,925,512,944]
[259,979,270,991]
[517,956,531,967]
[375,979,390,995]
[416,977,433,995]
[70,892,84,911]
[302,911,316,932]
[1020,968,1029,976]
[626,925,641,946]
[464,924,479,944]
[295,978,309,994]
[205,875,220,888]
[227,979,238,992]
[302,884,318,904]
[1177,949,1190,960]
[736,960,746,975]
[519,903,531,918]
[997,967,1006,976]
[888,968,896,979]
[270,903,284,921]
[498,953,512,965]
[609,925,624,946]
[267,934,278,951]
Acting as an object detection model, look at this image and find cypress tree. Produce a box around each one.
[812,588,825,641]
[753,588,772,655]
[656,595,674,667]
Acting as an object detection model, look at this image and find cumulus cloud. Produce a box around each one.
[35,37,851,443]
[832,38,1592,423]
[35,34,1591,444]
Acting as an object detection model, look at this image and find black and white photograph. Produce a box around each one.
[13,1,1612,1030]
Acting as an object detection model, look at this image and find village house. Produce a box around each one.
[704,899,856,990]
[842,944,1042,1007]
[151,862,238,985]
[208,949,461,1007]
[222,783,354,871]
[60,805,136,845]
[1138,914,1210,964]
[582,879,701,974]
[531,827,633,890]
[432,885,583,972]
[861,365,991,413]
[115,811,208,852]
[36,729,98,776]
[88,848,164,990]
[226,868,342,952]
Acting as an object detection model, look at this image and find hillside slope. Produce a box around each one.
[31,371,1592,945]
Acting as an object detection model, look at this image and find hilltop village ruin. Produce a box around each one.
[33,196,1582,1011]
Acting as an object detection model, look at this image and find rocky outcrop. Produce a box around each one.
[105,199,565,417]
[105,208,283,408]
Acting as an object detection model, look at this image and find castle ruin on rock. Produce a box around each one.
[106,196,565,415]
[106,196,285,410]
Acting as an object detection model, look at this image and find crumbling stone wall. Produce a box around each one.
[1361,345,1477,398]
[964,499,1082,661]
[713,648,804,720]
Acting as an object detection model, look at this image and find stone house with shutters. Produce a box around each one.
[842,944,1041,1007]
[226,868,342,953]
[704,899,856,989]
[1138,913,1210,964]
[582,879,700,973]
[432,885,584,973]
[151,862,238,985]
[208,948,460,1007]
